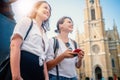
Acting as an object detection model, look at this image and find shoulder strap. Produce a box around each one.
[24,20,33,40]
[52,37,59,80]
[20,20,33,48]
[71,39,77,49]
[53,37,59,58]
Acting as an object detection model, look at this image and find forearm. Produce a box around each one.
[10,37,22,79]
[10,46,21,78]
[47,53,65,71]
[76,59,82,68]
[44,62,49,80]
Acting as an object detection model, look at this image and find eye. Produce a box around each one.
[68,21,72,23]
[44,6,48,9]
[44,6,50,12]
[68,21,71,23]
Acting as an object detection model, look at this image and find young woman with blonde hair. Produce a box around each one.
[10,1,51,80]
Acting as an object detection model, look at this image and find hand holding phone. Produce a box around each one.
[73,49,81,53]
[72,49,82,57]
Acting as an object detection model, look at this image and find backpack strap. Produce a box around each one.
[21,20,33,48]
[24,20,33,40]
[71,39,77,49]
[52,37,59,80]
[53,37,59,58]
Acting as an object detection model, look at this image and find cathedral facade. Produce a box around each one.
[76,0,120,80]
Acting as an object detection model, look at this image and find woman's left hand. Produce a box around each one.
[78,50,84,60]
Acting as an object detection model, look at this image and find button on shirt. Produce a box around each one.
[11,17,49,65]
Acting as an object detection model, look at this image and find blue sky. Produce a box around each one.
[12,0,120,38]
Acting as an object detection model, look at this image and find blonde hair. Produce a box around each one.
[29,1,51,19]
[29,1,51,31]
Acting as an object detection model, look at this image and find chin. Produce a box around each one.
[70,31,73,33]
[44,17,48,20]
[70,29,73,32]
[68,30,73,33]
[43,16,49,21]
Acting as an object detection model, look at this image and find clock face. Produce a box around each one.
[92,44,100,53]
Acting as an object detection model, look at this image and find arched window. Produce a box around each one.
[112,59,115,67]
[90,0,94,4]
[91,9,96,20]
[95,66,102,80]
[108,37,112,41]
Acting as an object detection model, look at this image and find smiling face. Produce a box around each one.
[60,18,74,33]
[29,1,51,22]
[36,2,51,21]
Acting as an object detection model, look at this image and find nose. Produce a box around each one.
[46,10,50,16]
[46,10,49,13]
[70,24,73,27]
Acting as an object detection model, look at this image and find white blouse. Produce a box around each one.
[46,38,78,78]
[11,17,49,65]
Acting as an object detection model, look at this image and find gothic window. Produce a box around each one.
[95,67,102,80]
[90,0,94,4]
[91,9,96,20]
[94,35,96,38]
[108,37,112,41]
[112,59,115,67]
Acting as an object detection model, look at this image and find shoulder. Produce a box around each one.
[20,16,31,22]
[48,37,59,45]
[12,17,32,40]
[70,38,77,43]
[16,16,32,27]
[69,38,78,49]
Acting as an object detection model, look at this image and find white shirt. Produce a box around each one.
[46,38,78,78]
[11,17,49,65]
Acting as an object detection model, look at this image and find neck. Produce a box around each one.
[58,31,69,43]
[35,16,45,35]
[35,16,43,28]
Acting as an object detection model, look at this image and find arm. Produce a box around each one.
[47,49,74,71]
[75,58,82,68]
[44,62,49,80]
[10,34,23,80]
[46,53,65,71]
[75,50,84,68]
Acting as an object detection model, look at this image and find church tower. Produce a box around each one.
[82,0,113,79]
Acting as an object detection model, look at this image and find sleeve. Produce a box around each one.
[11,17,31,40]
[46,38,55,62]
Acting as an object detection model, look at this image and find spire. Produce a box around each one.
[113,19,117,31]
[113,19,117,27]
[75,27,80,44]
[113,19,119,40]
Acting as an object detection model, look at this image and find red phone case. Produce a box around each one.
[73,49,81,53]
[72,49,81,57]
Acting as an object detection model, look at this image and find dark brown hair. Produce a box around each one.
[55,16,73,33]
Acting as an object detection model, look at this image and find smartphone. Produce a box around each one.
[73,49,81,53]
[72,49,81,57]
[72,54,78,57]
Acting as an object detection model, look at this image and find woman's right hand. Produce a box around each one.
[12,75,23,80]
[62,49,74,58]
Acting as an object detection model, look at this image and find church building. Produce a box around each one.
[76,0,120,80]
